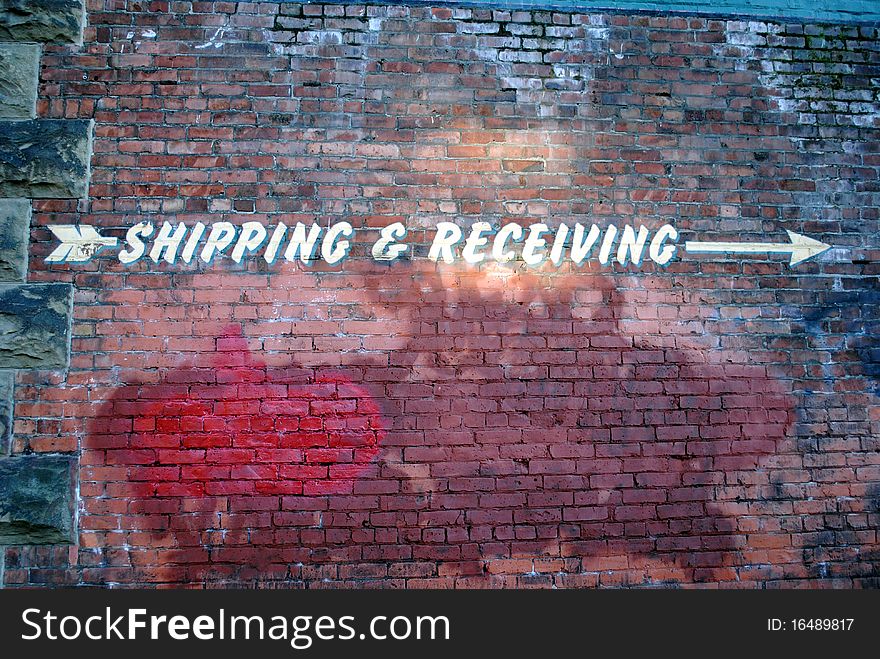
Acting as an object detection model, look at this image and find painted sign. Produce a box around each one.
[45,221,832,269]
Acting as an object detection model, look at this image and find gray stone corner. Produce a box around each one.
[0,281,73,369]
[0,370,12,456]
[0,454,76,545]
[0,0,86,45]
[0,198,31,281]
[0,42,40,119]
[0,118,93,199]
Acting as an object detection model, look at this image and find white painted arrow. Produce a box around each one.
[45,225,118,263]
[684,230,831,267]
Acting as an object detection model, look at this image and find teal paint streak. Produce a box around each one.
[317,1,880,24]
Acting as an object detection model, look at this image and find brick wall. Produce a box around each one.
[3,2,879,587]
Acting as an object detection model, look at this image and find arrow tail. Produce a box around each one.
[45,225,118,263]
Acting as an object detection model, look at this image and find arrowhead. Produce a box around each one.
[785,230,831,266]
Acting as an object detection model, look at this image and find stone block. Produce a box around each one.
[0,0,85,45]
[0,371,11,455]
[0,455,75,544]
[0,42,39,119]
[0,119,92,198]
[0,282,72,369]
[0,198,30,280]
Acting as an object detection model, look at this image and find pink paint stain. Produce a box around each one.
[86,324,385,584]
